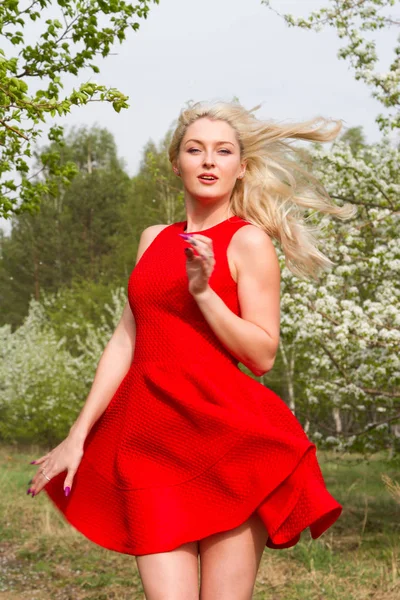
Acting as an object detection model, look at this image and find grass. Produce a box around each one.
[1,444,399,599]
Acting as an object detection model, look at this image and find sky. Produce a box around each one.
[1,0,396,235]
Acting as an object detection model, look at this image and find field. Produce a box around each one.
[1,445,399,599]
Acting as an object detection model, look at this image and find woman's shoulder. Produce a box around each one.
[229,222,279,269]
[231,221,273,246]
[135,224,171,265]
[144,223,171,234]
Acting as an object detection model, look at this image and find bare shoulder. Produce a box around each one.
[228,224,280,281]
[136,224,169,265]
[232,223,276,250]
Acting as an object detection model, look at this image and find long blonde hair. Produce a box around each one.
[168,100,356,280]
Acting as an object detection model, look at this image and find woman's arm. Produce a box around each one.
[68,224,167,444]
[191,225,281,377]
[68,300,136,442]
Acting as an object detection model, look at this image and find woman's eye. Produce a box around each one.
[187,148,231,154]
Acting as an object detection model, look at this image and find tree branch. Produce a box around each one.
[0,119,29,140]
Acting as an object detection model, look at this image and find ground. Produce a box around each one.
[1,445,399,599]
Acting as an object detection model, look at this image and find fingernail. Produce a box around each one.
[64,487,70,497]
[178,233,190,239]
[28,479,33,484]
[26,488,32,494]
[31,491,36,497]
[30,461,36,464]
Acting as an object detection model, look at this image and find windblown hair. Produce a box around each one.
[168,100,356,280]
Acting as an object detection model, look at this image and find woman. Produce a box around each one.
[27,100,354,599]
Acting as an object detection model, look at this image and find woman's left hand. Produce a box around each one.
[182,234,215,297]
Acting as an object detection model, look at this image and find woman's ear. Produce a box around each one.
[238,161,247,179]
[239,160,247,179]
[172,163,180,176]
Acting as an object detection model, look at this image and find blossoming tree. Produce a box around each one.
[263,0,400,455]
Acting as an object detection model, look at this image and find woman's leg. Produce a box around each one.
[198,511,268,600]
[135,540,200,600]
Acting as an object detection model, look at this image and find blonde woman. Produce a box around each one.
[28,100,353,599]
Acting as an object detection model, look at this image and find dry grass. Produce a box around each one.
[1,445,400,599]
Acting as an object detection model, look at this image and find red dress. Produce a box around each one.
[44,216,342,556]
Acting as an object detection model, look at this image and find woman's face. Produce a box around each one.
[175,117,246,203]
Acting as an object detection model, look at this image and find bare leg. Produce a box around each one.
[135,540,200,600]
[199,511,268,600]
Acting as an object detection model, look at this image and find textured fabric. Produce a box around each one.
[44,216,342,556]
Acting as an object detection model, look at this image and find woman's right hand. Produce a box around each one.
[27,433,85,497]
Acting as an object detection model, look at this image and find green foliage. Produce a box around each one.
[2,95,397,456]
[41,280,127,356]
[339,126,367,154]
[134,130,185,224]
[0,289,126,444]
[111,130,186,273]
[0,0,159,219]
[0,299,87,445]
[0,125,132,328]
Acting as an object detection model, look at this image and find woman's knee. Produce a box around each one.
[135,540,200,600]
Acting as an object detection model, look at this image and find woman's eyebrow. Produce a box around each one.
[184,139,235,146]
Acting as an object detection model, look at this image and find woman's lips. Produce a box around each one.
[198,176,219,185]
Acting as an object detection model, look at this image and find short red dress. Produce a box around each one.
[44,216,342,556]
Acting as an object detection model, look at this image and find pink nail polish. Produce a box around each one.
[30,461,36,464]
[64,487,70,497]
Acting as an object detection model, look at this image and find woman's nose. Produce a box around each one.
[203,156,215,167]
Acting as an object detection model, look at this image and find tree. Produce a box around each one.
[136,130,185,225]
[112,129,186,275]
[262,0,400,456]
[0,125,131,328]
[0,0,159,220]
[262,0,399,133]
[0,288,126,444]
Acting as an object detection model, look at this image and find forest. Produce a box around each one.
[0,121,399,458]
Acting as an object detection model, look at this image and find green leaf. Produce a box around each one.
[0,0,159,218]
